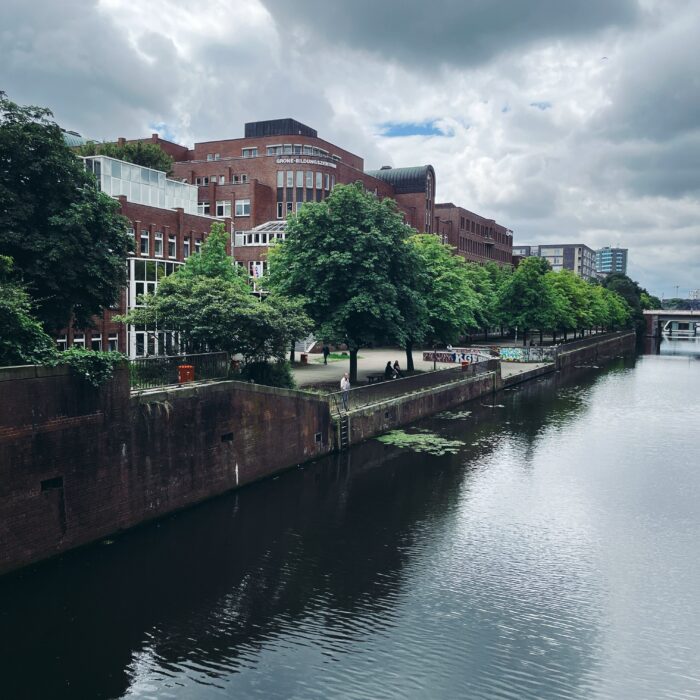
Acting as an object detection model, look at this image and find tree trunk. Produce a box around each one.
[552,331,556,344]
[523,329,528,346]
[564,330,567,341]
[539,329,543,345]
[349,348,358,384]
[289,343,295,363]
[405,341,415,372]
[484,326,488,341]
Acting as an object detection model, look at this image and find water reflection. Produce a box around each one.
[1,357,699,699]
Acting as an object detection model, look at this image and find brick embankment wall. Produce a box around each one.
[556,331,635,370]
[339,373,497,448]
[0,367,332,576]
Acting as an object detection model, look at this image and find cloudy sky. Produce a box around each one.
[2,0,698,297]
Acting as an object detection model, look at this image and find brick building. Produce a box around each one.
[434,203,513,266]
[58,154,229,357]
[131,119,436,278]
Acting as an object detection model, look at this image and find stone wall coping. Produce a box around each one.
[0,364,72,382]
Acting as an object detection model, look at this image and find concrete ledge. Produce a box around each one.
[502,364,556,387]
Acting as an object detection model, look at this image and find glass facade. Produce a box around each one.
[83,156,198,214]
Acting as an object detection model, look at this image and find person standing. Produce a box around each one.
[322,344,330,364]
[340,373,351,410]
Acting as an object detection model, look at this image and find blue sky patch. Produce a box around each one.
[530,101,553,111]
[149,122,176,141]
[380,120,452,137]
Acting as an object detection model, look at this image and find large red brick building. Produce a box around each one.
[58,154,230,357]
[434,203,512,266]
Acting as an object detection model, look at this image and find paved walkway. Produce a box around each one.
[291,347,551,388]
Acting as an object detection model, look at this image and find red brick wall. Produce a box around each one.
[0,366,332,576]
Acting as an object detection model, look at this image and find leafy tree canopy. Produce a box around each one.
[122,223,312,365]
[407,234,479,344]
[76,140,174,175]
[268,182,420,380]
[0,93,132,331]
[0,256,55,366]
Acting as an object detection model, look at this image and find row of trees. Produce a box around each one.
[266,183,639,380]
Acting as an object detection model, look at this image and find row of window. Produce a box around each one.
[197,199,250,217]
[195,174,249,186]
[205,145,341,160]
[276,170,334,190]
[236,230,286,246]
[129,227,203,258]
[458,237,511,262]
[56,334,119,352]
[459,216,510,243]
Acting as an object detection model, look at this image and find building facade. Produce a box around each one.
[513,243,597,280]
[434,203,513,266]
[595,247,628,277]
[57,154,229,357]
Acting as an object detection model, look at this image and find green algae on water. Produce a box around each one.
[376,429,465,455]
[436,409,472,420]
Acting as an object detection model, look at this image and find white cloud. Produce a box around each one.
[0,0,698,296]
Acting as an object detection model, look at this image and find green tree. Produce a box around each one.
[601,273,650,336]
[76,140,174,175]
[497,256,557,345]
[268,183,419,382]
[0,256,55,366]
[0,93,132,331]
[406,234,479,367]
[122,223,311,367]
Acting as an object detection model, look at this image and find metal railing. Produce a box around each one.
[129,352,230,390]
[328,359,497,414]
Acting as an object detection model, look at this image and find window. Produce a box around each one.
[248,260,267,278]
[277,202,284,219]
[91,333,102,351]
[183,237,191,259]
[296,201,303,212]
[140,230,149,256]
[286,202,293,214]
[108,335,118,352]
[235,199,251,216]
[303,145,313,155]
[219,175,225,185]
[277,171,284,187]
[214,153,220,161]
[296,171,304,187]
[197,202,211,216]
[316,172,322,189]
[324,173,330,190]
[126,227,135,238]
[267,145,282,156]
[56,335,67,352]
[73,333,85,348]
[306,171,313,188]
[293,144,302,154]
[241,173,249,183]
[195,238,202,255]
[206,154,213,161]
[154,232,163,257]
[168,235,176,258]
[283,144,292,154]
[242,147,258,158]
[286,170,294,187]
[216,200,231,217]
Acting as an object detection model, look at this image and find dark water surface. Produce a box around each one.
[2,343,700,699]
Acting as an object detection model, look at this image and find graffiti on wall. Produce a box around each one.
[423,347,494,364]
[424,345,558,363]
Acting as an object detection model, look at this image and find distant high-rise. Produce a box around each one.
[596,247,628,276]
[512,243,596,281]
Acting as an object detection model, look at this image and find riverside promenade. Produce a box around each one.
[291,347,548,387]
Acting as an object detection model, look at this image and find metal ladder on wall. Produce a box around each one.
[338,414,350,451]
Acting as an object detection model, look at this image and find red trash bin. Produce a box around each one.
[178,364,194,383]
[300,353,308,365]
[461,360,470,371]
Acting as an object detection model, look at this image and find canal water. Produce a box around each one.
[2,342,699,699]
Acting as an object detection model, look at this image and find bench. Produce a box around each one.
[366,373,385,384]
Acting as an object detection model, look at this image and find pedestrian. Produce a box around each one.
[340,372,350,410]
[393,360,403,378]
[384,361,395,380]
[322,344,330,365]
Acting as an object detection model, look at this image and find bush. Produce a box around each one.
[238,360,296,389]
[47,348,125,387]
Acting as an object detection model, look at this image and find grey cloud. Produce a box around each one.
[259,0,641,68]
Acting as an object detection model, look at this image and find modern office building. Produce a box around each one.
[56,152,230,357]
[512,243,597,280]
[434,203,513,266]
[595,246,628,277]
